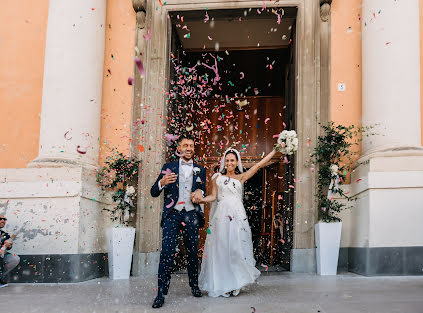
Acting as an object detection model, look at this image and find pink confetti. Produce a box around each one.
[240,72,245,79]
[64,131,72,140]
[128,77,134,85]
[166,199,174,208]
[161,168,173,175]
[165,133,179,144]
[208,36,213,40]
[307,139,311,146]
[175,150,185,157]
[284,156,289,164]
[283,122,286,128]
[143,29,152,40]
[355,178,362,183]
[264,118,270,124]
[134,57,145,76]
[204,11,209,23]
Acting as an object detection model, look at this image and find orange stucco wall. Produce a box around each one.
[99,0,136,165]
[330,0,362,128]
[0,0,49,168]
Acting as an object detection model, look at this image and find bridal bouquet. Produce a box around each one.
[274,130,298,155]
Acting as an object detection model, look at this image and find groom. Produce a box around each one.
[150,135,206,308]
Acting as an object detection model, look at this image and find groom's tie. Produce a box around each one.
[181,160,193,166]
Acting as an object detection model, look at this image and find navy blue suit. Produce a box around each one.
[150,161,206,295]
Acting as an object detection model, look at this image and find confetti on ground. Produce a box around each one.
[128,77,134,85]
[136,145,144,152]
[355,178,362,183]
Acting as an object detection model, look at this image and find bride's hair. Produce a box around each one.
[222,150,242,175]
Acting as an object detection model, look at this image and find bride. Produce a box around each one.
[193,148,281,297]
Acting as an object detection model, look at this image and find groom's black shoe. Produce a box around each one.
[152,295,165,309]
[191,287,203,297]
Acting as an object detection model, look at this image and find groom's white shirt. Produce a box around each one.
[158,158,196,212]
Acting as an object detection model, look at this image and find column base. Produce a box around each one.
[290,249,316,273]
[132,252,160,276]
[0,167,111,282]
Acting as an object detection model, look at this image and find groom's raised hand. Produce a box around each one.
[160,173,177,187]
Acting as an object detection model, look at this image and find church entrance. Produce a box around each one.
[165,8,297,271]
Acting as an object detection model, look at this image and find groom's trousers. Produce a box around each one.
[158,208,200,295]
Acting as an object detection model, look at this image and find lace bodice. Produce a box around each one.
[214,173,243,201]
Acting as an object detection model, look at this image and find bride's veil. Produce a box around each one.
[209,148,244,223]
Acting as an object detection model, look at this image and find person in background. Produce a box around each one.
[0,213,20,288]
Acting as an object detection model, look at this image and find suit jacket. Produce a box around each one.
[150,161,206,228]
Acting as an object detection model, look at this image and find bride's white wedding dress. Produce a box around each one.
[199,173,260,297]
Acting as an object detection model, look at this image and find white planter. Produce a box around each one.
[107,227,135,280]
[315,222,342,275]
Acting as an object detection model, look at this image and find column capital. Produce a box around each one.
[132,0,146,12]
[320,1,332,22]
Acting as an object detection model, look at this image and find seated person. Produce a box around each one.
[0,214,20,287]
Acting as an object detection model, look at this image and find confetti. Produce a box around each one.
[355,178,362,183]
[161,168,173,175]
[165,199,174,208]
[76,145,87,154]
[128,77,134,85]
[64,131,72,140]
[136,145,144,152]
[143,29,152,40]
[134,57,145,76]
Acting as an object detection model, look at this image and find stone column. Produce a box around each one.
[348,0,423,276]
[131,0,167,276]
[362,0,421,154]
[29,0,107,169]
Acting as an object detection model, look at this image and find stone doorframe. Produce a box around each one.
[130,0,332,275]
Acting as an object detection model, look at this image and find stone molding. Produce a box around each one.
[132,0,146,12]
[320,3,331,22]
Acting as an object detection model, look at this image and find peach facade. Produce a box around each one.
[0,0,49,168]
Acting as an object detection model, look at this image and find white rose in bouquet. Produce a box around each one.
[275,129,298,155]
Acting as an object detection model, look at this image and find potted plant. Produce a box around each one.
[96,149,140,279]
[310,122,372,275]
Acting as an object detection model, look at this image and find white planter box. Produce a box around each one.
[315,222,342,275]
[107,227,135,280]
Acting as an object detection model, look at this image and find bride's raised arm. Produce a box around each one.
[240,149,280,183]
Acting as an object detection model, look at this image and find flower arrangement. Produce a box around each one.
[275,130,298,155]
[310,122,374,223]
[96,149,140,226]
